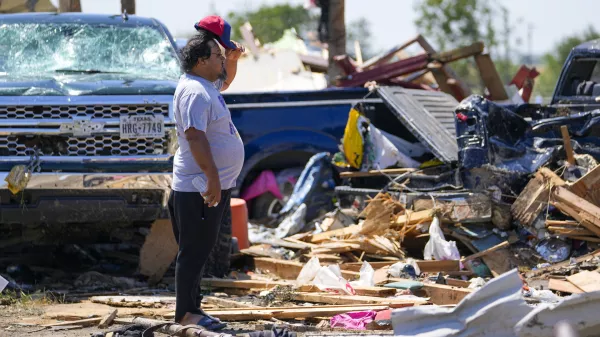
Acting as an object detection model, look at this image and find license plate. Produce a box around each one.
[120,114,165,139]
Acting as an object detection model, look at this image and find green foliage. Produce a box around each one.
[346,17,376,60]
[535,26,600,97]
[226,4,315,44]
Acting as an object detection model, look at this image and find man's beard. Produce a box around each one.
[218,67,228,82]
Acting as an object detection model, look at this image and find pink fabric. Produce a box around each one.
[240,170,283,201]
[330,310,377,330]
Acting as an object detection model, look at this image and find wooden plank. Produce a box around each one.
[570,165,600,203]
[90,296,176,308]
[139,219,178,284]
[203,296,259,308]
[548,226,595,236]
[310,225,360,243]
[553,187,600,236]
[527,249,600,278]
[474,54,509,100]
[511,168,566,227]
[204,305,391,321]
[546,220,579,227]
[566,271,600,292]
[481,248,513,277]
[43,317,102,328]
[560,125,576,165]
[253,257,358,280]
[292,292,424,307]
[339,168,416,178]
[445,278,471,288]
[564,235,600,243]
[98,309,118,329]
[387,278,473,305]
[462,241,510,262]
[393,209,433,227]
[201,278,289,290]
[548,279,584,294]
[431,42,484,64]
[297,284,396,297]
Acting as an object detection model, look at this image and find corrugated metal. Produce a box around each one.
[377,86,459,163]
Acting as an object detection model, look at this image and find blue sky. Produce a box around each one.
[50,0,600,55]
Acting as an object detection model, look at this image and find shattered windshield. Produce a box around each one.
[0,22,181,80]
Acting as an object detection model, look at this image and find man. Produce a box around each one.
[168,16,244,330]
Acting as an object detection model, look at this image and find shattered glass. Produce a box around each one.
[0,23,180,80]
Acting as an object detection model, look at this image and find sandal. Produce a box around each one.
[196,315,227,331]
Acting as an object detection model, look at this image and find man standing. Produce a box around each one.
[168,16,244,330]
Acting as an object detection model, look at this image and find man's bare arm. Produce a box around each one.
[185,127,221,206]
[220,59,237,92]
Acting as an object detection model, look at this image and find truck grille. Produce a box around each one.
[0,104,170,119]
[0,135,168,156]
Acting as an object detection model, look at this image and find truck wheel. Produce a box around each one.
[250,180,295,220]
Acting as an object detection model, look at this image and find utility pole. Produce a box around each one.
[327,0,346,86]
[121,0,135,15]
[58,0,81,12]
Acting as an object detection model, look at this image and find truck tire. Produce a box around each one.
[250,179,295,220]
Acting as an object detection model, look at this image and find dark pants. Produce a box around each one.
[168,189,231,323]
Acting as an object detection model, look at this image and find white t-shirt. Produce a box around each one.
[171,73,244,192]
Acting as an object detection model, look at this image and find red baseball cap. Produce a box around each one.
[194,15,237,50]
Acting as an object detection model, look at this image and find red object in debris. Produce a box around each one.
[337,53,430,87]
[510,65,540,103]
[231,198,249,250]
[456,112,468,122]
[374,309,392,321]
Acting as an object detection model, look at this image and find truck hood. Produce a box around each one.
[0,73,178,96]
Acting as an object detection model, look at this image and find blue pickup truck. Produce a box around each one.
[0,12,460,243]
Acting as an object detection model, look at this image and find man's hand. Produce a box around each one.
[225,41,245,61]
[202,178,221,208]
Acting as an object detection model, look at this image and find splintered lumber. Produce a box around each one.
[340,260,459,273]
[480,248,513,277]
[560,125,576,165]
[310,225,360,243]
[548,279,584,294]
[511,167,566,227]
[462,241,510,262]
[43,317,103,328]
[553,186,600,237]
[564,235,600,243]
[339,168,416,178]
[204,305,390,321]
[546,219,579,227]
[133,317,230,337]
[566,271,600,292]
[201,278,289,290]
[297,284,396,297]
[253,257,359,280]
[548,226,595,236]
[527,249,600,278]
[204,296,258,308]
[474,54,508,100]
[292,292,424,307]
[98,309,118,329]
[570,165,600,204]
[139,219,178,284]
[393,209,433,228]
[90,296,175,308]
[444,278,471,288]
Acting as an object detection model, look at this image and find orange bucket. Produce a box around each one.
[230,198,249,250]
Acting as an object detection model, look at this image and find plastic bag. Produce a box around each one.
[388,258,421,278]
[423,215,460,261]
[275,203,307,239]
[350,261,374,287]
[313,265,356,295]
[295,256,320,286]
[342,108,365,169]
[0,275,7,293]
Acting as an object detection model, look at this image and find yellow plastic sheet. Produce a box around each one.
[342,108,364,169]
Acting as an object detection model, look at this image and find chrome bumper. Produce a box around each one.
[0,172,172,190]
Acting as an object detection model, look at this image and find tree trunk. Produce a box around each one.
[327,0,346,86]
[121,0,135,14]
[58,0,81,12]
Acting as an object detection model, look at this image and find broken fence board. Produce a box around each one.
[553,187,600,237]
[43,317,103,328]
[474,54,509,100]
[98,309,118,329]
[339,168,416,178]
[204,305,391,321]
[548,279,584,294]
[203,296,259,308]
[462,241,510,262]
[201,278,289,290]
[310,225,361,243]
[292,292,424,307]
[388,278,473,305]
[90,296,175,308]
[139,219,178,284]
[511,168,566,227]
[566,271,600,292]
[253,257,359,280]
[297,284,396,297]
